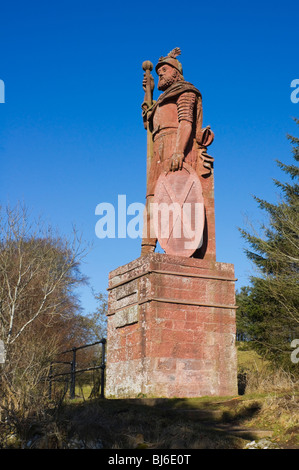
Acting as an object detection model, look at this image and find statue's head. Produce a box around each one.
[156,47,184,91]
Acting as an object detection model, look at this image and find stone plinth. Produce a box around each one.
[105,253,238,398]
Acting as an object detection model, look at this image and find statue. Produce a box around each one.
[105,49,237,400]
[141,48,214,256]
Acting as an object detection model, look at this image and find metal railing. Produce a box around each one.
[48,338,106,400]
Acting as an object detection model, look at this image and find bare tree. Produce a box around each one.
[0,204,87,347]
[0,203,89,423]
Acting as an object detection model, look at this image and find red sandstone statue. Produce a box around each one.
[141,48,214,256]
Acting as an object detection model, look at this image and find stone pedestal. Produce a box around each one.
[106,253,238,398]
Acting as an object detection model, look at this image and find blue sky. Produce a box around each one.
[0,0,298,315]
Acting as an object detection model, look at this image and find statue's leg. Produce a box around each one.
[141,195,157,255]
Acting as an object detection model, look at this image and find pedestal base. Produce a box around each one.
[106,253,238,398]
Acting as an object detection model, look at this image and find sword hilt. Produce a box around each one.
[142,60,154,106]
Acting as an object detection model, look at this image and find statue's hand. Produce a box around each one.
[143,73,155,92]
[169,153,184,171]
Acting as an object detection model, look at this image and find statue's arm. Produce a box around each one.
[174,120,193,154]
[170,92,196,171]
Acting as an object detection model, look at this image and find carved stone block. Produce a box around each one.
[105,253,238,398]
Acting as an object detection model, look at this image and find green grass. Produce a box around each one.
[237,342,268,372]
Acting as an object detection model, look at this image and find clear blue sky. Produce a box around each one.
[0,0,298,315]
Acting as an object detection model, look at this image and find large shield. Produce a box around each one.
[153,163,204,257]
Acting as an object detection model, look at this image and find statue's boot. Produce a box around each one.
[141,239,156,256]
[141,195,157,256]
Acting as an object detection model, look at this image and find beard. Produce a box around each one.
[157,69,181,91]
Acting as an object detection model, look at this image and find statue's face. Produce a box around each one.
[157,64,180,91]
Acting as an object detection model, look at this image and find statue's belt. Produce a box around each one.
[152,126,178,140]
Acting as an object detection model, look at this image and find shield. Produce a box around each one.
[153,163,205,257]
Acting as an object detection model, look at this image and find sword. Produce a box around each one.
[142,60,154,185]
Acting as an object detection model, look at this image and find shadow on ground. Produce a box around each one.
[46,396,267,449]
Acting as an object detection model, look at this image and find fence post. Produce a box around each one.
[70,348,76,399]
[101,339,106,399]
[48,339,106,401]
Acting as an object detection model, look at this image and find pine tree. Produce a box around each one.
[238,119,299,369]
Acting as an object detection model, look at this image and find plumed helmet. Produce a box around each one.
[155,47,183,75]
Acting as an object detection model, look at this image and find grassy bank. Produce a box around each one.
[1,342,299,449]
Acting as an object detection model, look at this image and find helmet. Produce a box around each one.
[155,47,183,75]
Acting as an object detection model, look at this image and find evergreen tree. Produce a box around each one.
[238,119,299,369]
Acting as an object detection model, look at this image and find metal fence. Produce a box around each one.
[48,338,106,400]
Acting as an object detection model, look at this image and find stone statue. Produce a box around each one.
[141,48,214,256]
[105,49,237,400]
